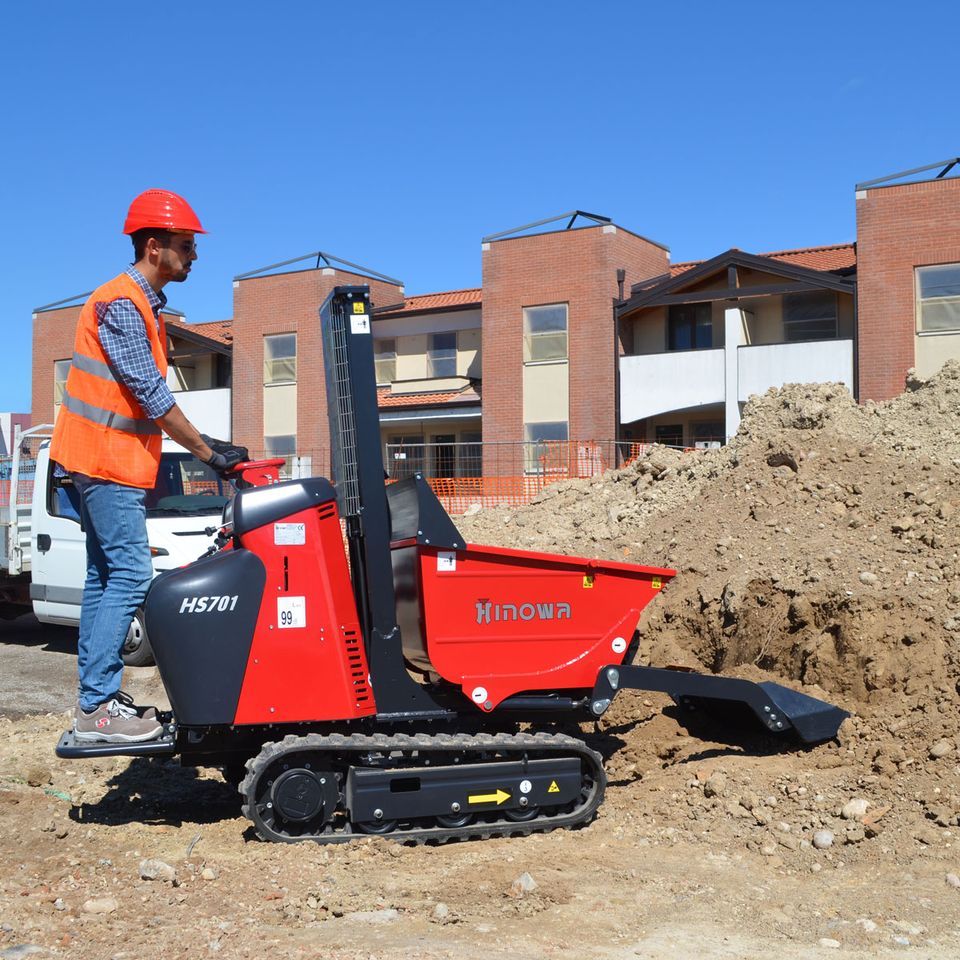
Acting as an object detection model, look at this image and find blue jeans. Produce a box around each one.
[75,479,153,711]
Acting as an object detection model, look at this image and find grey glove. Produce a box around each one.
[201,434,249,477]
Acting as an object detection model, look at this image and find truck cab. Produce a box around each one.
[29,439,232,664]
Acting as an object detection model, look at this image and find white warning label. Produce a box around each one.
[350,314,370,334]
[274,522,305,545]
[436,551,457,572]
[277,596,306,629]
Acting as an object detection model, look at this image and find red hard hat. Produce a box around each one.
[123,189,206,235]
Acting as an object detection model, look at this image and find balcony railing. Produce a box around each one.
[620,349,725,422]
[737,339,854,400]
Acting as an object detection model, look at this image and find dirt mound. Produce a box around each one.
[460,361,960,749]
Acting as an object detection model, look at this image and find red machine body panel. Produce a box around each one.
[233,501,376,724]
[414,543,676,710]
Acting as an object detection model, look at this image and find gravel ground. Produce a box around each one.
[0,615,77,718]
[2,367,960,958]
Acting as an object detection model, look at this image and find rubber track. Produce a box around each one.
[239,730,606,845]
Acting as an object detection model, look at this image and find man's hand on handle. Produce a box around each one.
[200,434,250,477]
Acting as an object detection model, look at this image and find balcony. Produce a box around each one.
[737,339,854,401]
[619,349,724,422]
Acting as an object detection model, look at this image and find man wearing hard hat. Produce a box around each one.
[50,189,247,744]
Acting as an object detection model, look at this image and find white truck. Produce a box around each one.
[0,424,233,665]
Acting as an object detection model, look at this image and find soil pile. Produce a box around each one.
[460,361,960,742]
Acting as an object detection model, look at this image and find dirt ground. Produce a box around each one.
[2,364,960,959]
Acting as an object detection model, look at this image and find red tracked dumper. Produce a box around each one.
[56,287,848,844]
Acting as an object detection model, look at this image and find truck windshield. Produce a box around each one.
[145,453,234,515]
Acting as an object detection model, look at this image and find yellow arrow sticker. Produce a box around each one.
[468,789,511,806]
[547,780,560,794]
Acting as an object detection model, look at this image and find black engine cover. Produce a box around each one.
[145,549,266,726]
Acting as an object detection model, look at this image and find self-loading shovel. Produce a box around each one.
[590,664,849,744]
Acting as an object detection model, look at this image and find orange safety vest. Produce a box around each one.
[50,273,168,488]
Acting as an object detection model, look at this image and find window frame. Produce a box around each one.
[374,337,397,384]
[523,304,568,364]
[667,303,713,351]
[427,332,458,379]
[523,420,569,474]
[263,333,297,385]
[53,358,71,407]
[781,290,838,343]
[916,263,960,335]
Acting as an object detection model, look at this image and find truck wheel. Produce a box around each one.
[122,610,155,667]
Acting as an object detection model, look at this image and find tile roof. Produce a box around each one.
[761,243,857,272]
[375,287,482,316]
[167,318,234,346]
[669,243,856,278]
[377,383,480,409]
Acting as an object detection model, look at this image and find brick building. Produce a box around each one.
[29,159,960,481]
[230,253,406,473]
[480,213,668,476]
[855,161,960,401]
[616,244,857,445]
[31,294,232,439]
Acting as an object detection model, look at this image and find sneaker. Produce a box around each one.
[113,690,158,722]
[74,697,163,744]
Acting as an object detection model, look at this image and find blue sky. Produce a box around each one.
[1,0,956,411]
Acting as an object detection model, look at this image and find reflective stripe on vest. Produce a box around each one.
[70,350,118,383]
[61,387,161,436]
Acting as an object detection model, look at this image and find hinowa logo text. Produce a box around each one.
[475,600,572,625]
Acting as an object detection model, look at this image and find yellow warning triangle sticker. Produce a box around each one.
[547,780,560,794]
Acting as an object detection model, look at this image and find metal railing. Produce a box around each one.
[240,440,696,514]
[385,438,651,482]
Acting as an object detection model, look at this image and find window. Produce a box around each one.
[655,424,683,447]
[374,338,396,383]
[53,359,71,407]
[917,263,960,333]
[523,421,568,473]
[668,304,712,350]
[427,332,457,378]
[524,421,569,444]
[782,291,837,342]
[523,304,568,362]
[264,435,297,477]
[146,453,232,511]
[264,334,296,384]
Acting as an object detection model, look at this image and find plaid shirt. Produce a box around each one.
[95,266,175,419]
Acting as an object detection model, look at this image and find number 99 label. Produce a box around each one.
[277,596,306,629]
